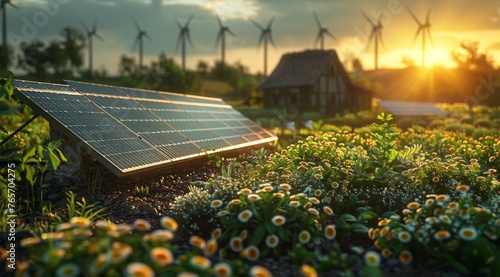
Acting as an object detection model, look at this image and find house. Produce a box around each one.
[259,50,373,116]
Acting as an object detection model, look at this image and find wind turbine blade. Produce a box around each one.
[268,33,277,49]
[132,37,139,52]
[426,9,431,23]
[257,33,265,49]
[326,30,336,40]
[378,31,386,50]
[406,6,422,25]
[186,33,194,47]
[427,28,435,46]
[214,33,222,50]
[145,32,152,41]
[267,17,275,29]
[411,28,422,46]
[227,28,236,37]
[93,17,99,32]
[216,14,223,27]
[314,32,322,47]
[360,9,375,26]
[7,0,18,9]
[133,18,141,32]
[365,31,374,51]
[313,12,322,28]
[186,14,194,26]
[94,32,104,41]
[175,18,182,29]
[250,19,264,30]
[80,19,90,33]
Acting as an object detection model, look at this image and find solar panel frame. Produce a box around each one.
[13,79,277,177]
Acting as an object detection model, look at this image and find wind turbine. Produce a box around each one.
[81,18,103,78]
[361,10,384,70]
[176,15,194,72]
[132,18,151,72]
[1,0,17,66]
[313,12,335,50]
[214,14,235,67]
[407,7,433,67]
[251,17,276,77]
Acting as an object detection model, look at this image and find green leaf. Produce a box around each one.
[362,266,382,277]
[340,214,357,222]
[348,193,359,202]
[25,165,36,185]
[43,149,61,171]
[249,225,266,246]
[351,223,369,234]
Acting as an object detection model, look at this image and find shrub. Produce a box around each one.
[371,191,500,276]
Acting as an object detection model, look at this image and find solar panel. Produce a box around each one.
[377,100,448,117]
[13,80,277,176]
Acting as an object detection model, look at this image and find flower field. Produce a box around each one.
[1,72,500,276]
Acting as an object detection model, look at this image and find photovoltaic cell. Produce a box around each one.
[13,79,277,176]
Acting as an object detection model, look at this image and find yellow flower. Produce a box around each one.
[242,246,260,261]
[238,210,253,223]
[364,250,381,267]
[189,236,206,250]
[211,199,223,208]
[240,230,248,240]
[456,185,470,192]
[323,206,333,216]
[485,230,497,240]
[298,230,311,244]
[231,199,241,205]
[381,248,392,258]
[89,253,109,275]
[300,264,318,277]
[20,236,41,247]
[109,242,132,264]
[434,230,451,240]
[331,182,339,189]
[459,227,478,241]
[217,210,230,217]
[212,228,222,240]
[249,265,272,277]
[407,202,420,210]
[399,250,413,265]
[398,231,411,243]
[55,222,73,232]
[147,229,174,242]
[43,248,66,265]
[133,219,151,231]
[69,217,91,228]
[271,215,286,226]
[314,189,322,197]
[289,201,301,208]
[95,220,116,231]
[190,255,211,269]
[308,197,320,205]
[123,262,154,277]
[150,247,173,266]
[262,186,274,192]
[160,216,178,231]
[204,239,218,256]
[72,228,92,239]
[230,237,243,252]
[266,235,279,248]
[248,194,262,201]
[280,184,292,191]
[213,263,232,277]
[325,225,336,240]
[238,188,253,195]
[55,263,80,277]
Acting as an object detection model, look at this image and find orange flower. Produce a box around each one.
[189,236,206,250]
[399,250,413,265]
[323,206,333,216]
[243,246,260,261]
[299,230,311,244]
[212,228,222,240]
[150,247,173,267]
[230,237,243,252]
[279,183,292,191]
[434,230,451,240]
[456,185,470,192]
[381,248,392,258]
[300,264,318,277]
[133,219,151,231]
[160,216,178,231]
[407,202,420,210]
[204,239,218,256]
[190,255,211,269]
[266,235,279,248]
[271,215,286,226]
[213,263,232,277]
[239,230,248,240]
[249,266,272,277]
[325,225,336,240]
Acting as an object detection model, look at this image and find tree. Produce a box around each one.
[352,57,364,72]
[60,27,86,74]
[197,60,209,75]
[119,55,139,77]
[452,41,495,74]
[45,40,68,75]
[18,40,48,77]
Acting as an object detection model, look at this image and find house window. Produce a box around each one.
[289,88,300,106]
[272,90,280,106]
[330,95,337,106]
[310,94,317,107]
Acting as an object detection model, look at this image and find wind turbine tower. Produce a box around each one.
[132,19,152,73]
[81,18,103,78]
[176,15,194,72]
[251,18,276,77]
[215,15,235,67]
[407,7,433,67]
[313,12,336,50]
[361,10,385,70]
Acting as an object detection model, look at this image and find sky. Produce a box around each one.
[6,0,500,76]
